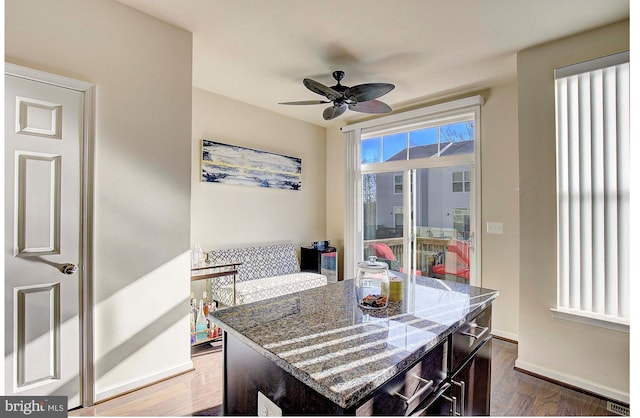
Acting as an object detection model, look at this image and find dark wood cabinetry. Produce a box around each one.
[223,305,493,416]
[449,306,492,416]
[224,332,347,416]
[415,306,493,416]
[450,338,492,416]
[357,340,447,416]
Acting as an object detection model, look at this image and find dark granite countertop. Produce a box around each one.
[212,276,499,409]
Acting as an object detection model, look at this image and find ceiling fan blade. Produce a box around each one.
[348,100,392,114]
[279,100,330,105]
[344,83,395,102]
[303,78,341,100]
[323,104,347,120]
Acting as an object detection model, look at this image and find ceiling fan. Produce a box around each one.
[279,70,395,120]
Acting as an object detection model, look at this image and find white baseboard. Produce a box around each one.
[514,359,629,404]
[95,360,194,403]
[490,328,518,342]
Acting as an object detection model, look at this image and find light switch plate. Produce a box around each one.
[258,391,282,416]
[487,222,504,234]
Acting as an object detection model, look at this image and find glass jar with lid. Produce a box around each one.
[355,257,390,310]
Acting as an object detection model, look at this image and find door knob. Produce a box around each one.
[61,263,78,275]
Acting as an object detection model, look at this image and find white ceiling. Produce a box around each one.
[117,0,629,127]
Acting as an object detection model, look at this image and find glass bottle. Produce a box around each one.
[190,312,196,344]
[189,292,197,327]
[202,291,209,316]
[191,242,203,268]
[195,299,208,341]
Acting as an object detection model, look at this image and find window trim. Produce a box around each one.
[393,174,403,194]
[550,308,629,333]
[554,51,629,79]
[342,95,483,134]
[452,170,470,193]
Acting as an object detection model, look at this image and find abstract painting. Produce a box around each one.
[201,140,302,191]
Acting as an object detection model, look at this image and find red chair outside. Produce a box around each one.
[368,243,422,276]
[431,239,470,281]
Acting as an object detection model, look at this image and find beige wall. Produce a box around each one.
[479,80,520,340]
[191,87,327,251]
[5,0,193,402]
[517,20,629,402]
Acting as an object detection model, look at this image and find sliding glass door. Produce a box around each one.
[412,165,474,283]
[358,114,479,285]
[362,164,476,284]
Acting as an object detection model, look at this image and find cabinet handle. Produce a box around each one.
[442,394,458,416]
[394,374,434,405]
[460,325,489,340]
[452,379,466,416]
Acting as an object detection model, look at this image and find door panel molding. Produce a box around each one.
[15,152,62,256]
[14,283,61,390]
[15,96,63,139]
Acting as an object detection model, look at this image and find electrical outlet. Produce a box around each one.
[486,222,504,234]
[258,391,282,416]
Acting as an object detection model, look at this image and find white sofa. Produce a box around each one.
[207,243,327,306]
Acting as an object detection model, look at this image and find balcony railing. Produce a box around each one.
[364,237,451,275]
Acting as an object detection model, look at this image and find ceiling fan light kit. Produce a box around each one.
[279,70,395,120]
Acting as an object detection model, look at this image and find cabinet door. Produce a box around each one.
[300,247,321,273]
[451,306,491,374]
[356,340,447,416]
[450,338,492,416]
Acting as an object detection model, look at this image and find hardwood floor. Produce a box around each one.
[69,342,224,417]
[69,338,619,416]
[490,338,615,416]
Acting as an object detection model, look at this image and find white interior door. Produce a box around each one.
[4,73,84,407]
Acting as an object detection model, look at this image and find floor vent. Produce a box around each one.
[607,401,629,416]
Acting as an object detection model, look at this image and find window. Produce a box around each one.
[393,207,403,228]
[393,174,403,194]
[361,122,474,164]
[452,171,470,192]
[552,51,629,332]
[342,95,483,283]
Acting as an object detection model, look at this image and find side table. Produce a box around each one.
[190,262,241,346]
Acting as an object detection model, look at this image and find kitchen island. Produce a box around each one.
[212,276,499,416]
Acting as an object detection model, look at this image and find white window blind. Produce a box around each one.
[553,51,629,331]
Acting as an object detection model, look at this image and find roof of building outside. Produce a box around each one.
[387,139,474,161]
